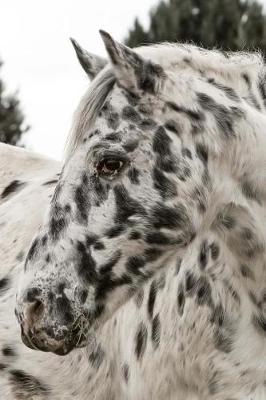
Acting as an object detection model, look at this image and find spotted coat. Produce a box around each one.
[1,32,266,399]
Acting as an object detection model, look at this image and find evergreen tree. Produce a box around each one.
[0,60,28,146]
[125,0,266,54]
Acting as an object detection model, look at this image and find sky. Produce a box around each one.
[1,0,266,160]
[0,0,158,159]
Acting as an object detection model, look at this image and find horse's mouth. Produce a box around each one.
[20,323,88,356]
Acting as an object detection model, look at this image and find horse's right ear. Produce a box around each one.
[70,38,107,80]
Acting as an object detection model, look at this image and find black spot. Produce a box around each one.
[65,204,71,213]
[144,247,162,262]
[77,288,88,304]
[0,277,10,295]
[90,174,109,201]
[150,203,189,230]
[76,241,97,285]
[214,329,233,353]
[49,216,67,242]
[140,118,157,130]
[182,148,192,159]
[105,224,126,238]
[123,140,139,152]
[196,143,208,164]
[56,295,74,325]
[242,73,251,87]
[185,271,197,294]
[26,238,39,262]
[95,252,124,300]
[122,106,142,124]
[252,314,266,335]
[136,61,164,94]
[104,132,120,142]
[196,277,213,307]
[1,180,26,199]
[42,179,58,186]
[210,304,225,326]
[153,167,177,199]
[151,313,161,349]
[99,251,121,275]
[129,230,141,240]
[167,101,204,122]
[124,90,140,106]
[113,185,146,224]
[240,264,254,280]
[241,180,260,203]
[2,345,16,357]
[199,240,209,270]
[153,126,172,156]
[9,369,50,397]
[135,322,148,360]
[153,126,177,172]
[126,256,145,275]
[128,167,140,184]
[210,242,220,260]
[258,74,266,104]
[93,241,105,250]
[25,287,41,303]
[86,234,98,246]
[147,280,157,318]
[164,120,180,135]
[122,363,130,383]
[207,78,239,101]
[175,258,182,275]
[197,92,244,138]
[88,344,105,369]
[106,111,119,131]
[177,284,185,316]
[41,235,48,246]
[74,185,89,223]
[145,231,174,245]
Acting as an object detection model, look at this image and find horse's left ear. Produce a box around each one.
[99,30,165,94]
[70,38,107,80]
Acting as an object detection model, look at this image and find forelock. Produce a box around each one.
[64,66,116,160]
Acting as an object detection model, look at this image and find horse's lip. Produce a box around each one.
[20,324,78,355]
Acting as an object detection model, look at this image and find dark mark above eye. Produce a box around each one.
[1,180,26,199]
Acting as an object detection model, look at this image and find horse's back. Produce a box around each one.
[0,143,59,201]
[0,144,66,400]
[0,144,60,273]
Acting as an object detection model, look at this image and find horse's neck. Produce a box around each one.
[200,107,266,292]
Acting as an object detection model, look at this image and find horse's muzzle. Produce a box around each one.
[19,321,83,355]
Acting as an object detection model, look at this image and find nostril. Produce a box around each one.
[29,300,44,319]
[23,288,44,323]
[25,287,42,303]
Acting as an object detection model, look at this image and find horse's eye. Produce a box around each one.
[97,159,124,176]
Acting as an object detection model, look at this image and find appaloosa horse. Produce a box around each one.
[1,31,266,399]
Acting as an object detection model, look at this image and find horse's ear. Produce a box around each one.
[99,30,165,94]
[70,38,107,80]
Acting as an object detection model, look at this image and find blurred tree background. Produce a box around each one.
[1,0,266,147]
[126,0,266,53]
[0,60,28,146]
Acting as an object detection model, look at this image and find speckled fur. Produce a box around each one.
[1,33,266,399]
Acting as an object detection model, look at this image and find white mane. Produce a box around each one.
[65,42,264,160]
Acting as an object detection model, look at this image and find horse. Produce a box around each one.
[1,30,266,399]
